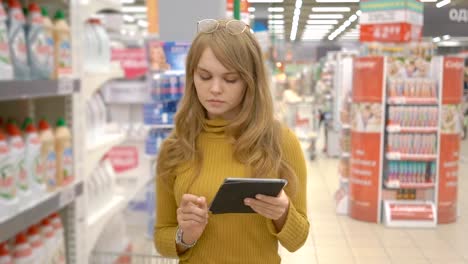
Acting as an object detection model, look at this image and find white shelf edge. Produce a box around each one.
[82,63,124,100]
[146,124,175,129]
[85,133,126,177]
[85,174,154,255]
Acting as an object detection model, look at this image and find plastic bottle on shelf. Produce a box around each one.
[93,18,110,70]
[52,9,71,79]
[38,119,56,192]
[13,233,33,264]
[49,213,65,264]
[25,3,51,79]
[40,6,54,79]
[0,242,12,264]
[5,121,30,207]
[0,0,13,80]
[27,225,45,264]
[22,118,45,196]
[83,19,97,72]
[55,118,73,186]
[7,0,30,80]
[0,130,17,221]
[39,218,55,264]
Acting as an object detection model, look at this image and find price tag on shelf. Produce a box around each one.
[59,185,76,208]
[58,78,74,95]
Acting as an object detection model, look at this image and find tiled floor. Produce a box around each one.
[280,139,468,264]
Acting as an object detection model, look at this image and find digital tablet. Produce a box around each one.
[209,178,288,214]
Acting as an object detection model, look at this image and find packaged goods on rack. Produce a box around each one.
[150,73,185,102]
[0,0,13,80]
[387,134,437,156]
[86,159,117,212]
[143,102,177,125]
[387,78,438,101]
[145,129,171,156]
[385,161,436,188]
[388,106,438,128]
[362,42,434,58]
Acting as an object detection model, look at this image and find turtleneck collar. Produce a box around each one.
[202,118,229,134]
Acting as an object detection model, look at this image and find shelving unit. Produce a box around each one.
[0,181,84,242]
[387,97,438,105]
[386,126,438,134]
[82,63,124,100]
[85,132,126,177]
[0,79,80,101]
[383,200,437,228]
[385,153,438,161]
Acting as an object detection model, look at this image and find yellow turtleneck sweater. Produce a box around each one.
[154,119,309,264]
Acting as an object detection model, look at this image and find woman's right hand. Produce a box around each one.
[177,194,209,245]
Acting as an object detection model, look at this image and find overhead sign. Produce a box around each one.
[423,3,468,37]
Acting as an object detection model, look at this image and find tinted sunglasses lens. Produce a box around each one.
[227,20,247,35]
[198,19,218,33]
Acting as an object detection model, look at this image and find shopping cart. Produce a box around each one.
[90,251,178,264]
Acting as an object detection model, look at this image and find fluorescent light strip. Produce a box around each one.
[305,25,335,29]
[122,6,147,12]
[436,0,450,7]
[269,14,284,19]
[121,0,136,4]
[268,7,284,12]
[307,20,339,24]
[123,14,135,22]
[309,14,344,19]
[248,0,283,2]
[420,0,437,2]
[312,7,351,12]
[269,20,285,25]
[443,34,451,40]
[296,0,303,9]
[433,37,441,42]
[138,19,148,28]
[248,7,256,12]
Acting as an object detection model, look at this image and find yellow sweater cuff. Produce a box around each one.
[154,226,194,261]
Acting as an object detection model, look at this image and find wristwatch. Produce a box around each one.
[176,227,197,248]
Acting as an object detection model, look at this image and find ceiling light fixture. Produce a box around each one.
[268,7,285,12]
[309,14,344,19]
[295,0,303,9]
[248,7,256,12]
[122,6,147,13]
[290,0,302,41]
[349,14,358,22]
[121,0,136,4]
[436,0,450,8]
[316,0,359,2]
[123,14,135,22]
[420,0,437,2]
[312,7,351,12]
[307,19,339,24]
[269,20,285,25]
[442,34,451,40]
[356,10,362,16]
[137,19,148,28]
[269,14,284,19]
[305,25,335,29]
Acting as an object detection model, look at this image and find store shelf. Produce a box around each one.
[387,97,438,105]
[386,125,438,134]
[85,132,126,177]
[384,181,435,190]
[386,152,437,161]
[86,174,154,255]
[383,200,436,228]
[0,79,80,101]
[82,63,124,100]
[0,181,84,242]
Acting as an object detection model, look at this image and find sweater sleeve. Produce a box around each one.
[153,175,193,260]
[266,126,309,252]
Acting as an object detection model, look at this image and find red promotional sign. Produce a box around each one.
[360,23,422,42]
[111,48,148,79]
[438,134,459,223]
[442,57,464,104]
[353,57,385,103]
[349,132,382,222]
[390,204,434,221]
[106,146,139,173]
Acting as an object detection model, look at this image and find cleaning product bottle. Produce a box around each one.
[40,6,53,79]
[25,3,51,79]
[93,18,110,70]
[49,213,65,264]
[38,119,56,192]
[55,118,73,186]
[23,118,45,195]
[7,0,30,80]
[0,0,13,80]
[52,9,70,79]
[6,121,30,207]
[0,242,12,264]
[0,130,17,221]
[39,218,55,264]
[27,225,45,264]
[13,233,33,264]
[83,18,97,71]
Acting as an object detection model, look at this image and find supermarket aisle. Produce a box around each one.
[280,140,468,264]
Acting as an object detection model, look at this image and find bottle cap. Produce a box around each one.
[28,3,40,13]
[0,242,9,256]
[40,6,49,17]
[27,225,40,236]
[8,0,21,9]
[56,118,67,127]
[14,233,28,245]
[6,123,20,136]
[54,9,65,20]
[38,119,50,130]
[22,117,33,130]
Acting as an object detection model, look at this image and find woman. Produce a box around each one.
[154,19,309,263]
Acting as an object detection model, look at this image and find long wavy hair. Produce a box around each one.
[157,19,297,196]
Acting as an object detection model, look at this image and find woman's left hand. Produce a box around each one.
[244,190,290,220]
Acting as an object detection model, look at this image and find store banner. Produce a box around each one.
[353,57,384,103]
[360,10,423,25]
[349,132,382,222]
[360,0,423,13]
[390,204,434,221]
[360,23,422,42]
[349,56,385,223]
[438,57,464,224]
[106,146,139,173]
[423,3,468,37]
[111,48,148,79]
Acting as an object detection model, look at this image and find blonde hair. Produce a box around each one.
[157,19,297,195]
